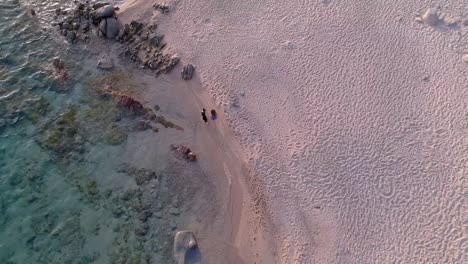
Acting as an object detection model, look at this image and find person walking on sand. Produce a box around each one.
[210,109,217,121]
[201,108,208,123]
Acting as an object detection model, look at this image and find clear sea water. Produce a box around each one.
[0,1,184,263]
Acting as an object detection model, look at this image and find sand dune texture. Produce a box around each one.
[126,0,466,263]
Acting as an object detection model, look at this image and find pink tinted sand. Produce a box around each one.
[120,0,467,263]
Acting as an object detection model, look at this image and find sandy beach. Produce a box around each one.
[118,0,467,263]
[3,0,463,263]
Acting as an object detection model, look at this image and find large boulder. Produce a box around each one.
[99,17,119,39]
[95,5,115,19]
[174,231,201,264]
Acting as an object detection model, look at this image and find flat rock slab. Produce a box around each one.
[97,58,114,70]
[174,231,201,264]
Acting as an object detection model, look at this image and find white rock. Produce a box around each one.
[422,8,439,26]
[462,54,468,63]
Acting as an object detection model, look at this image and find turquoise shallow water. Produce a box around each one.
[0,1,187,263]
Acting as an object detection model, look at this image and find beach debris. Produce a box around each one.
[170,144,197,161]
[153,3,170,14]
[422,8,439,26]
[173,231,200,264]
[181,64,195,80]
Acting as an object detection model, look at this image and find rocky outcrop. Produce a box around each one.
[173,231,201,264]
[153,3,170,14]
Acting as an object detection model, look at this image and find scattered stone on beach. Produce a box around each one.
[97,58,114,70]
[95,5,115,19]
[50,57,70,86]
[93,2,109,10]
[170,144,197,161]
[181,64,195,80]
[66,31,76,43]
[422,8,439,26]
[463,54,468,63]
[173,231,200,264]
[443,15,459,27]
[153,3,170,13]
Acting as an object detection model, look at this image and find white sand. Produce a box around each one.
[120,0,467,263]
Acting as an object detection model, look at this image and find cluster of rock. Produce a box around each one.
[52,2,103,43]
[153,3,170,14]
[51,1,196,78]
[118,20,181,75]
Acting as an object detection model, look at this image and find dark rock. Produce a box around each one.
[137,211,152,222]
[81,21,89,31]
[163,55,179,73]
[137,119,151,131]
[55,8,61,16]
[30,9,36,16]
[149,34,164,47]
[169,207,180,216]
[134,223,149,236]
[130,20,144,34]
[62,22,71,30]
[95,5,115,19]
[99,17,119,39]
[181,64,195,80]
[153,3,170,13]
[73,9,81,18]
[92,2,109,10]
[66,31,76,43]
[72,22,80,30]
